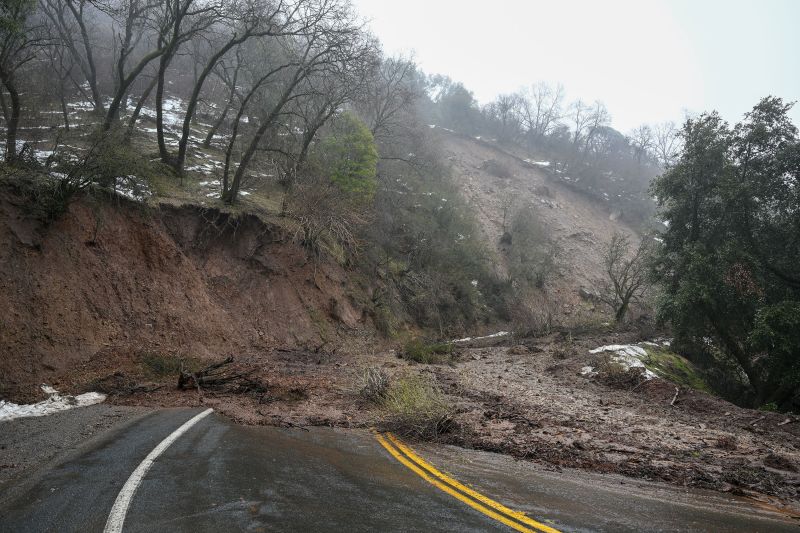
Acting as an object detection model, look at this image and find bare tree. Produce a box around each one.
[487,93,521,143]
[583,100,610,154]
[518,81,564,143]
[222,0,373,203]
[126,70,157,134]
[357,54,417,143]
[654,120,681,169]
[0,0,47,162]
[153,0,220,166]
[201,50,241,146]
[290,51,373,175]
[597,232,649,323]
[102,0,165,129]
[568,99,592,148]
[41,29,75,130]
[628,124,654,165]
[40,0,105,113]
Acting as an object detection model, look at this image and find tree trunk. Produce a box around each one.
[65,0,104,114]
[0,89,9,123]
[103,47,165,130]
[614,299,629,323]
[60,93,70,131]
[176,39,245,173]
[1,76,20,163]
[155,52,172,165]
[127,75,158,135]
[708,313,763,399]
[203,61,241,148]
[224,91,294,204]
[202,101,230,147]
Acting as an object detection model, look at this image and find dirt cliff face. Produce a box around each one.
[440,132,642,324]
[0,190,365,401]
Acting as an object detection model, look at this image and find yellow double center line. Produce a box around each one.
[376,432,561,533]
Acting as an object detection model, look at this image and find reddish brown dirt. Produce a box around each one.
[0,189,371,402]
[2,186,797,516]
[67,330,800,515]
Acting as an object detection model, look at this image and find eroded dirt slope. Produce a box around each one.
[0,189,369,401]
[440,131,640,322]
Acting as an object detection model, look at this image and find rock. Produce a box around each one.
[507,345,529,355]
[578,287,598,301]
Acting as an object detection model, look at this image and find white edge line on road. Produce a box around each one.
[103,408,214,533]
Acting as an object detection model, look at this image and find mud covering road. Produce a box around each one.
[1,408,797,532]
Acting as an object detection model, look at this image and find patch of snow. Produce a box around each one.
[581,366,596,376]
[0,385,106,421]
[524,159,550,167]
[590,344,647,357]
[113,175,152,202]
[589,344,658,379]
[470,279,478,287]
[452,331,510,344]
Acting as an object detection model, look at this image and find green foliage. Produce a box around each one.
[320,112,378,201]
[749,301,800,406]
[650,97,800,410]
[76,129,159,189]
[380,374,452,439]
[507,208,559,289]
[433,79,481,134]
[0,0,35,36]
[641,347,712,393]
[367,133,512,334]
[1,167,77,223]
[402,339,454,364]
[759,402,779,412]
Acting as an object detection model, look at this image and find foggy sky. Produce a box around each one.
[351,0,800,132]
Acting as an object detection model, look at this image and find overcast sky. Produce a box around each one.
[350,0,800,132]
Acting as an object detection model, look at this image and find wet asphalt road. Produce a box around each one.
[1,408,797,532]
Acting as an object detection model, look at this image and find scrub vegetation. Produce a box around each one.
[0,0,798,514]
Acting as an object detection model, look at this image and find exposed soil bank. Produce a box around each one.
[0,188,368,402]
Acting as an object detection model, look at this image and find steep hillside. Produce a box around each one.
[438,130,640,325]
[0,187,369,401]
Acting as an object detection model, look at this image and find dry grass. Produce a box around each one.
[380,374,453,440]
[359,366,390,403]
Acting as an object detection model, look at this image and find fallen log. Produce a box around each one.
[670,386,680,406]
[177,357,266,394]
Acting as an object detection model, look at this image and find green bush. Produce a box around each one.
[319,112,378,202]
[759,402,778,412]
[402,339,454,364]
[508,208,560,288]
